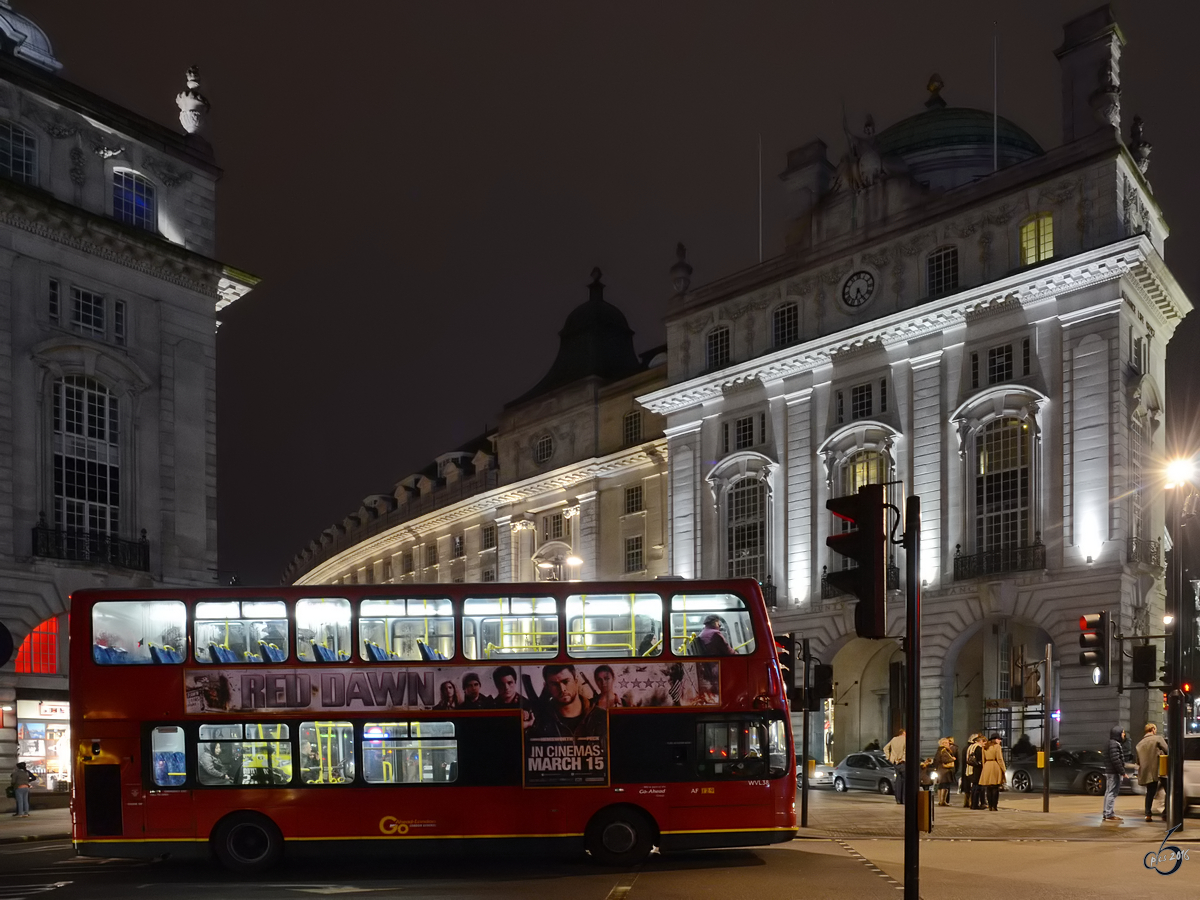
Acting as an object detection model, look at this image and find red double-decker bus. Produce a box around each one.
[70,578,795,871]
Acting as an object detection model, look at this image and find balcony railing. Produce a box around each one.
[953,535,1045,580]
[819,563,901,600]
[1127,536,1161,568]
[760,580,777,608]
[32,524,150,572]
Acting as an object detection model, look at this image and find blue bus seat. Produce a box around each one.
[311,643,334,662]
[417,640,433,661]
[259,641,286,663]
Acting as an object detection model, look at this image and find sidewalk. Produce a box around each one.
[0,807,70,843]
[796,787,1200,842]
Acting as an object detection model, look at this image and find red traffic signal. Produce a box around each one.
[1078,611,1110,686]
[826,483,887,639]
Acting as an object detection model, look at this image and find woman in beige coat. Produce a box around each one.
[977,732,1006,811]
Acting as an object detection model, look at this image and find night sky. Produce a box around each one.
[24,1,1200,584]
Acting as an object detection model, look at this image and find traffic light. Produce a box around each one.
[1161,660,1175,690]
[1079,611,1111,686]
[826,483,887,639]
[1131,644,1157,685]
[808,664,834,711]
[774,633,798,710]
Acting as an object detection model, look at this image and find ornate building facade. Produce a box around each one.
[0,4,255,786]
[287,271,670,590]
[639,6,1185,761]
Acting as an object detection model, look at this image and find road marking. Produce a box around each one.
[0,882,71,899]
[835,840,903,891]
[604,872,640,900]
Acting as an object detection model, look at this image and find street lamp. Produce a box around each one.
[1164,456,1197,831]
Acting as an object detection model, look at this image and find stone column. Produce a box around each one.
[665,420,703,578]
[495,515,513,582]
[575,492,598,581]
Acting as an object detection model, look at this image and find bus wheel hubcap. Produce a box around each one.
[602,822,636,854]
[230,824,268,861]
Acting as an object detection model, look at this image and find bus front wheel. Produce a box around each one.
[211,811,283,873]
[586,806,654,866]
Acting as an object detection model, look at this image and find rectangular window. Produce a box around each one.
[971,352,979,389]
[112,170,156,232]
[359,597,454,661]
[381,558,392,582]
[773,302,799,347]
[151,726,187,787]
[197,723,292,786]
[92,600,186,665]
[722,422,729,455]
[462,595,559,660]
[836,391,844,424]
[296,597,352,663]
[482,567,497,583]
[851,383,872,420]
[481,523,497,550]
[926,246,959,297]
[194,599,288,664]
[299,721,354,784]
[732,416,752,449]
[402,551,414,575]
[1020,214,1054,265]
[566,592,663,658]
[363,722,457,784]
[452,535,465,559]
[114,299,126,345]
[624,535,644,573]
[71,287,105,339]
[624,485,644,516]
[622,410,642,446]
[425,544,439,567]
[988,344,1013,385]
[880,378,888,413]
[706,327,730,370]
[48,279,59,323]
[0,122,37,185]
[542,512,565,542]
[1022,337,1030,376]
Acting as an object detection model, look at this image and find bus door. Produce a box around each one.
[78,730,140,839]
[142,725,193,836]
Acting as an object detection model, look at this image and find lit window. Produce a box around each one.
[836,450,886,570]
[481,524,497,550]
[624,485,644,515]
[926,246,959,298]
[622,410,642,446]
[0,121,36,185]
[1020,214,1053,265]
[706,327,730,370]
[363,722,457,784]
[54,375,120,537]
[535,435,553,463]
[542,512,566,542]
[851,383,872,420]
[773,302,799,347]
[15,616,58,674]
[988,344,1013,385]
[975,418,1032,552]
[70,287,105,339]
[112,170,156,231]
[726,478,766,580]
[625,535,644,573]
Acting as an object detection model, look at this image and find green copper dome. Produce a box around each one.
[876,107,1043,159]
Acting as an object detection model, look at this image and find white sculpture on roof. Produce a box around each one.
[176,66,210,134]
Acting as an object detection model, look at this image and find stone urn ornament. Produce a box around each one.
[176,66,210,134]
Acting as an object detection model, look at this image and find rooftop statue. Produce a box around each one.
[831,113,908,195]
[176,66,210,134]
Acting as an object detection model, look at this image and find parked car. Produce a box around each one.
[831,751,895,794]
[796,756,835,788]
[1006,749,1134,795]
[1184,734,1199,807]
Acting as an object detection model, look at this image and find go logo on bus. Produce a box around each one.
[379,816,411,836]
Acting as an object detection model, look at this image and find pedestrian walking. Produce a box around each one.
[1135,723,1168,822]
[10,762,37,818]
[934,737,956,806]
[883,727,906,805]
[963,733,985,808]
[978,732,1006,811]
[1102,725,1126,823]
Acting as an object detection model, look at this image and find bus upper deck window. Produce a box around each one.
[359,597,453,662]
[194,600,288,664]
[669,593,756,657]
[93,600,186,665]
[462,596,558,660]
[565,593,663,658]
[297,597,351,663]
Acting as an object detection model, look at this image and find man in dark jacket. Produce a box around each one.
[1102,725,1126,822]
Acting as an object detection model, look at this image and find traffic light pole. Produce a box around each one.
[800,638,811,829]
[1042,643,1052,813]
[903,496,920,900]
[1167,486,1189,832]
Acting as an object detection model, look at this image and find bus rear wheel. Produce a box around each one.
[211,811,283,873]
[586,807,654,866]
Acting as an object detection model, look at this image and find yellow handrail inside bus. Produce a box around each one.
[641,637,663,656]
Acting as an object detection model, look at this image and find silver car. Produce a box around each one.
[831,751,896,795]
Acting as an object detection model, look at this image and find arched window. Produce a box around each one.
[772,302,799,348]
[54,375,120,537]
[726,476,766,580]
[15,615,61,674]
[974,417,1033,552]
[112,169,156,231]
[1020,214,1053,265]
[706,326,730,370]
[926,245,959,298]
[0,120,37,185]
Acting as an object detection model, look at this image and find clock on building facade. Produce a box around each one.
[842,270,875,308]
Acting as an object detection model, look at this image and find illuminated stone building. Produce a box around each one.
[0,3,255,786]
[638,6,1186,760]
[287,270,669,590]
